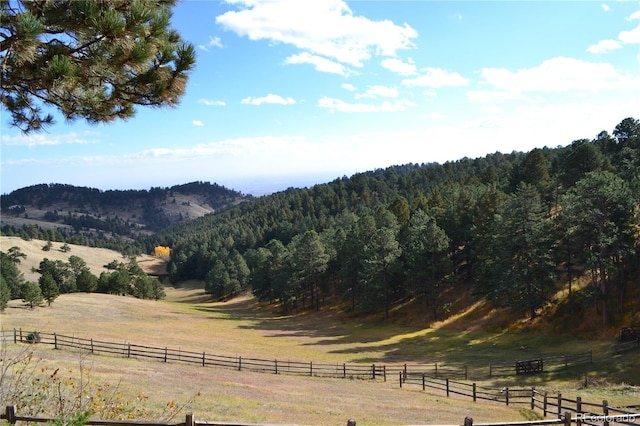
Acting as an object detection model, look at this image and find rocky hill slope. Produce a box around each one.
[1,182,249,240]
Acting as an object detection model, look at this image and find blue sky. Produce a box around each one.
[2,0,639,196]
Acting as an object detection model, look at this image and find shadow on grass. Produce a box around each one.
[189,294,617,382]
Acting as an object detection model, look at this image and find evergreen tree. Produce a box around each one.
[562,171,636,324]
[404,210,451,320]
[0,276,10,312]
[75,269,98,293]
[205,259,233,300]
[21,281,43,308]
[360,212,401,318]
[290,230,329,310]
[0,251,25,298]
[488,183,555,318]
[1,0,195,132]
[7,246,27,264]
[39,272,59,305]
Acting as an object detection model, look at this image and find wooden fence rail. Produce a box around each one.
[2,406,639,426]
[399,375,640,426]
[613,339,639,354]
[1,329,390,381]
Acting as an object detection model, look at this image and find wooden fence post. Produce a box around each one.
[274,359,278,374]
[464,416,473,426]
[563,411,571,426]
[602,400,609,426]
[164,347,168,363]
[13,328,17,344]
[127,343,131,358]
[309,361,313,377]
[372,364,376,380]
[5,406,16,424]
[505,387,509,406]
[54,333,58,349]
[434,362,438,378]
[347,419,356,426]
[399,371,403,388]
[343,363,346,379]
[383,365,386,382]
[489,363,493,378]
[19,328,23,342]
[185,412,195,426]
[446,378,450,397]
[422,374,425,391]
[543,392,548,417]
[557,393,562,419]
[473,382,477,402]
[576,396,582,426]
[238,356,242,371]
[90,338,94,353]
[531,387,535,410]
[202,352,206,367]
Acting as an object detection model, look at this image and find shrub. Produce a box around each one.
[26,331,41,344]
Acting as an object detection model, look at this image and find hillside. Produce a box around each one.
[0,181,248,246]
[1,117,639,335]
[0,236,164,282]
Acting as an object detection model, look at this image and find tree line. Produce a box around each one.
[0,245,165,311]
[151,117,639,326]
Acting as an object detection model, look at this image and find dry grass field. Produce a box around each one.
[1,237,639,425]
[1,291,531,425]
[0,236,140,282]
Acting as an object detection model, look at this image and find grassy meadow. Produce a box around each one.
[1,237,639,425]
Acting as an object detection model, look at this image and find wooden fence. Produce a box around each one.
[613,339,640,354]
[2,329,594,382]
[2,328,639,426]
[1,329,388,381]
[489,352,593,377]
[398,374,639,426]
[1,406,639,426]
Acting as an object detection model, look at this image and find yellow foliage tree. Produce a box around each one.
[153,246,171,259]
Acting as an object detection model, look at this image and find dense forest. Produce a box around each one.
[147,117,639,326]
[2,118,639,327]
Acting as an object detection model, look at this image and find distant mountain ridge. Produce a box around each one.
[0,181,249,241]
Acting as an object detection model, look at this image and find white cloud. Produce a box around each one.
[341,83,356,91]
[192,120,205,126]
[285,52,356,76]
[317,96,414,112]
[402,68,469,88]
[589,13,640,54]
[198,99,226,106]
[381,57,417,76]
[198,36,223,51]
[475,57,640,94]
[216,0,417,67]
[356,85,399,99]
[587,39,622,53]
[619,22,640,44]
[601,4,610,12]
[627,11,640,21]
[241,94,296,105]
[1,131,100,147]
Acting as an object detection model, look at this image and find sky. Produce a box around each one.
[1,0,639,196]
